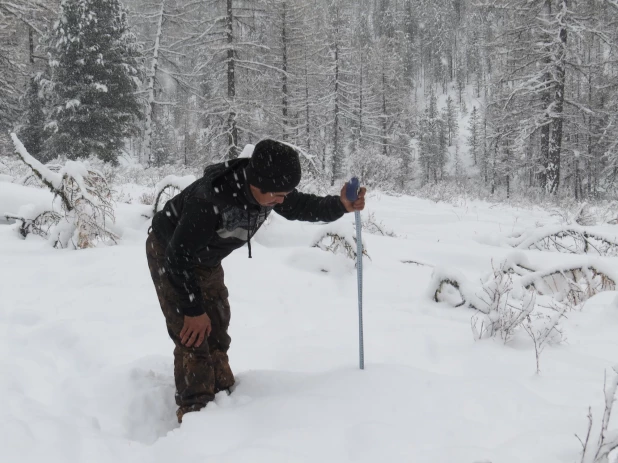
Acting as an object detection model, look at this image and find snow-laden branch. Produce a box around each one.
[509,225,618,256]
[520,261,616,305]
[429,266,489,312]
[312,221,369,263]
[153,174,196,214]
[11,133,66,207]
[430,252,615,344]
[10,133,118,249]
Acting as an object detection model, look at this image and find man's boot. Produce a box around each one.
[212,350,235,394]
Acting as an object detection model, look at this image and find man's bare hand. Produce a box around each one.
[340,183,367,213]
[180,313,212,348]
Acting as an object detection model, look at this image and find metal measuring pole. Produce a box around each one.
[346,177,364,370]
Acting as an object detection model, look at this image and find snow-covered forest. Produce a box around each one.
[5,2,618,463]
[2,0,618,198]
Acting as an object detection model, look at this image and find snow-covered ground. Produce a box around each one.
[2,187,618,463]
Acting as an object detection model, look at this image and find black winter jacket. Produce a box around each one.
[151,158,347,316]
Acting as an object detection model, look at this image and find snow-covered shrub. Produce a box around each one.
[77,155,121,186]
[521,263,616,305]
[139,191,156,206]
[431,257,572,354]
[574,203,598,226]
[469,259,568,370]
[433,253,536,312]
[430,266,487,311]
[432,252,615,312]
[601,201,618,225]
[577,367,618,463]
[0,156,31,181]
[433,277,466,307]
[10,133,118,249]
[522,301,569,373]
[509,225,618,256]
[107,162,199,189]
[470,262,536,343]
[414,177,493,207]
[312,222,369,262]
[314,233,361,262]
[349,147,403,193]
[5,210,62,239]
[550,202,598,226]
[362,212,397,237]
[416,180,462,205]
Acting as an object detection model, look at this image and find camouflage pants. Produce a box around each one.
[146,231,235,418]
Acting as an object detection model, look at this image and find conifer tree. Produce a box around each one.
[419,90,447,183]
[151,108,176,167]
[46,0,142,164]
[443,95,458,146]
[467,105,480,166]
[16,73,47,161]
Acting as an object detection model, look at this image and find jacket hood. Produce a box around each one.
[199,158,259,210]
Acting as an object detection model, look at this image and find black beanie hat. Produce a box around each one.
[246,139,302,192]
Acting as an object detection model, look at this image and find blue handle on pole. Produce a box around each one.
[347,177,364,370]
[346,177,360,201]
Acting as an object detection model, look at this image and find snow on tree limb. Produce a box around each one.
[433,255,615,312]
[5,211,62,239]
[11,132,63,192]
[152,174,196,213]
[10,133,118,248]
[312,221,369,262]
[521,261,616,305]
[154,175,196,194]
[509,225,618,256]
[430,253,616,348]
[429,267,488,312]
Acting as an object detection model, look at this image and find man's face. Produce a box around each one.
[249,185,291,207]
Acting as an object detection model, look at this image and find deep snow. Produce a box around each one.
[2,187,618,463]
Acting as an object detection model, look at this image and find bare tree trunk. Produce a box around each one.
[587,40,593,198]
[332,45,340,186]
[547,0,568,194]
[483,113,488,183]
[358,45,364,150]
[506,173,510,198]
[539,0,552,191]
[322,144,326,171]
[184,102,188,165]
[575,156,580,199]
[29,27,34,64]
[304,42,311,150]
[143,0,165,166]
[281,1,289,140]
[491,140,497,194]
[226,0,238,159]
[382,66,388,157]
[331,8,341,186]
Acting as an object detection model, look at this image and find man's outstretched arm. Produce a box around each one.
[274,183,366,222]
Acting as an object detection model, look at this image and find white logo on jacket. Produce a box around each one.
[216,205,272,241]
